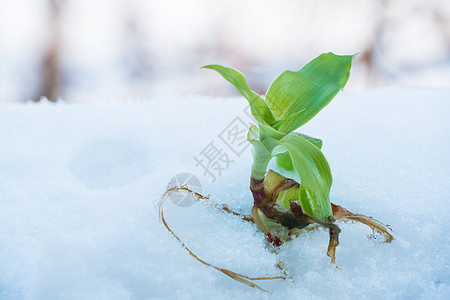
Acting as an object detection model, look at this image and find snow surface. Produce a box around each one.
[0,87,449,299]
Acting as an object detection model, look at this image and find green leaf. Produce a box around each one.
[265,52,354,134]
[269,132,322,187]
[258,122,285,140]
[276,133,332,220]
[202,65,275,124]
[290,132,322,149]
[247,126,271,162]
[298,185,314,219]
[274,151,294,173]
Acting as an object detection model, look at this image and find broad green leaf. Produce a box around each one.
[202,65,275,124]
[275,152,293,172]
[267,147,300,184]
[277,133,332,220]
[291,132,322,149]
[258,122,285,140]
[269,132,322,185]
[265,52,354,134]
[298,185,314,219]
[269,109,305,129]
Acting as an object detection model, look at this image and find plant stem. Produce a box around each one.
[250,137,272,181]
[250,159,270,181]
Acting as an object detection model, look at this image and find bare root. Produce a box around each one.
[220,204,254,223]
[164,185,254,222]
[160,186,394,291]
[160,187,283,292]
[332,203,394,243]
[326,223,341,267]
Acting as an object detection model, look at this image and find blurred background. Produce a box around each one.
[1,0,449,103]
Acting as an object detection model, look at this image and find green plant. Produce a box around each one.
[161,53,393,292]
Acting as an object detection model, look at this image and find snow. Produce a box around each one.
[0,87,449,299]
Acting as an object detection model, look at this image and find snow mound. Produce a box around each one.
[0,87,449,299]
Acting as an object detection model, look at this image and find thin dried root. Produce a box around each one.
[160,189,283,292]
[164,185,211,200]
[332,203,394,243]
[275,261,289,277]
[326,224,341,267]
[163,186,254,223]
[219,269,284,292]
[251,206,271,235]
[220,204,254,223]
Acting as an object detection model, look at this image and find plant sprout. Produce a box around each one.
[161,52,394,292]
